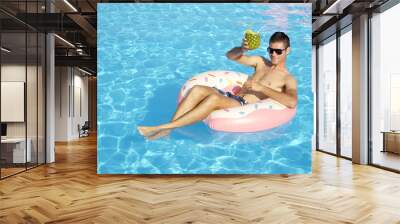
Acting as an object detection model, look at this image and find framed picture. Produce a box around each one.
[98,3,313,174]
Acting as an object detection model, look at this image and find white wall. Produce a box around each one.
[55,67,89,141]
[72,71,89,138]
[55,66,69,141]
[1,64,26,81]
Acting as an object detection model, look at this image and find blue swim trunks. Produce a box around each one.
[213,87,248,106]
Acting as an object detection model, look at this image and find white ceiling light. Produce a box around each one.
[78,67,93,76]
[1,47,11,53]
[323,0,355,15]
[54,34,75,48]
[63,0,78,12]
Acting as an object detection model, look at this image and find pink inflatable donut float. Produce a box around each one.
[177,70,296,132]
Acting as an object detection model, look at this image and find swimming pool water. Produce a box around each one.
[97,3,313,174]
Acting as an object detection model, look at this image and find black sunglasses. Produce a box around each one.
[267,47,287,55]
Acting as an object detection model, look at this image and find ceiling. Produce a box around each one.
[0,0,393,75]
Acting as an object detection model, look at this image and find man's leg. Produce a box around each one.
[172,85,218,121]
[138,93,241,139]
[143,85,217,138]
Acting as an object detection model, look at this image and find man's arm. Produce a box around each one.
[226,47,264,96]
[226,38,270,70]
[226,47,264,68]
[250,75,298,108]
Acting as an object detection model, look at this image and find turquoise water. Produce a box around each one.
[97,3,313,174]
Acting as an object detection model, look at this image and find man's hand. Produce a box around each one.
[241,38,250,51]
[242,79,264,92]
[242,78,254,89]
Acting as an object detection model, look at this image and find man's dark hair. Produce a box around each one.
[269,32,290,48]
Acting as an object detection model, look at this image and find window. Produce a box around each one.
[317,35,337,154]
[371,3,400,171]
[339,27,352,158]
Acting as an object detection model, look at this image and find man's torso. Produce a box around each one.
[239,63,288,103]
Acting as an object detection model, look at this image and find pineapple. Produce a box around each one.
[244,29,261,50]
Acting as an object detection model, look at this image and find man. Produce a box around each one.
[138,32,297,140]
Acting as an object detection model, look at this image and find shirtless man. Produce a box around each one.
[138,32,297,140]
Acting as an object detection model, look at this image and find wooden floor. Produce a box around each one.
[1,167,26,177]
[1,162,45,178]
[1,134,400,224]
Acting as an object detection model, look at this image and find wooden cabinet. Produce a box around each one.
[382,131,400,154]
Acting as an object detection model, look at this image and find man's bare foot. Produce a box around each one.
[137,126,160,137]
[147,129,172,140]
